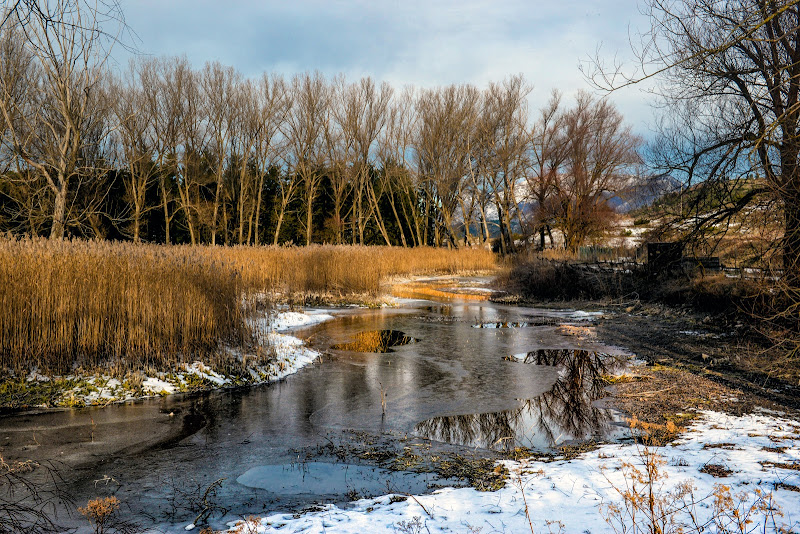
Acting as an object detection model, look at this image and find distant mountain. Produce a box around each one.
[607,174,682,213]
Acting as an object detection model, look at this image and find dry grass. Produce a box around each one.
[0,238,249,373]
[390,281,492,301]
[195,244,496,296]
[0,239,495,374]
[607,366,760,438]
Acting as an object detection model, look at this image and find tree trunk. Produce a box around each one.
[238,184,246,245]
[160,177,171,245]
[253,173,265,246]
[50,184,67,239]
[502,202,516,254]
[386,188,407,247]
[212,173,223,246]
[273,206,286,245]
[333,192,345,245]
[784,192,800,285]
[305,183,315,246]
[367,182,392,246]
[222,201,229,245]
[478,205,490,245]
[133,206,141,243]
[177,179,196,245]
[495,203,507,255]
[399,193,418,247]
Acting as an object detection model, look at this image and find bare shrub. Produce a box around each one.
[0,456,65,533]
[79,496,119,534]
[501,258,638,301]
[601,419,786,534]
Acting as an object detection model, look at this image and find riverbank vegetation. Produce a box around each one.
[0,238,494,376]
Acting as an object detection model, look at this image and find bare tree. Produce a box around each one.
[285,71,330,245]
[251,73,290,245]
[527,90,567,250]
[327,75,358,244]
[589,1,800,280]
[0,22,46,235]
[333,77,392,245]
[477,75,532,254]
[172,60,207,245]
[415,84,480,246]
[0,1,117,238]
[587,0,800,361]
[135,57,189,244]
[378,87,418,247]
[111,68,157,242]
[553,92,640,251]
[201,61,239,245]
[228,79,258,245]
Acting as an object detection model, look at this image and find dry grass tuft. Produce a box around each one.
[79,496,120,534]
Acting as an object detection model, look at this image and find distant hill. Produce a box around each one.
[606,174,682,213]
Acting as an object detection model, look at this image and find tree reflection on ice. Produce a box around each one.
[331,330,417,353]
[414,350,628,451]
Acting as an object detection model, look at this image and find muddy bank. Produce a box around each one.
[592,303,800,413]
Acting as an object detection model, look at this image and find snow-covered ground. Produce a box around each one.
[267,310,335,332]
[215,410,800,533]
[28,310,335,407]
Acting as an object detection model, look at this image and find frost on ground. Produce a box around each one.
[218,411,800,534]
[25,310,334,407]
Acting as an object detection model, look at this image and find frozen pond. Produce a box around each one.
[0,291,632,532]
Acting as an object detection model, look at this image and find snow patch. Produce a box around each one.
[270,310,334,332]
[570,310,604,320]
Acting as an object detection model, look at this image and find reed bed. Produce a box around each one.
[195,244,497,295]
[0,240,496,373]
[0,239,248,373]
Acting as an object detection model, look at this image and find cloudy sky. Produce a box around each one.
[116,0,655,134]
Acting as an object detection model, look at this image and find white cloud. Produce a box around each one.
[117,0,655,133]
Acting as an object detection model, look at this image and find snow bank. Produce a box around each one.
[270,310,335,332]
[218,410,800,533]
[571,310,604,320]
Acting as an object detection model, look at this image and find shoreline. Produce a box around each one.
[0,310,336,410]
[211,408,800,534]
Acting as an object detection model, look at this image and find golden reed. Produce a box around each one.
[0,239,495,373]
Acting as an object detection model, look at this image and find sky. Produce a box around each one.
[116,0,656,135]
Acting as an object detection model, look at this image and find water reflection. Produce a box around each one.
[423,305,453,316]
[414,349,627,451]
[331,330,417,353]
